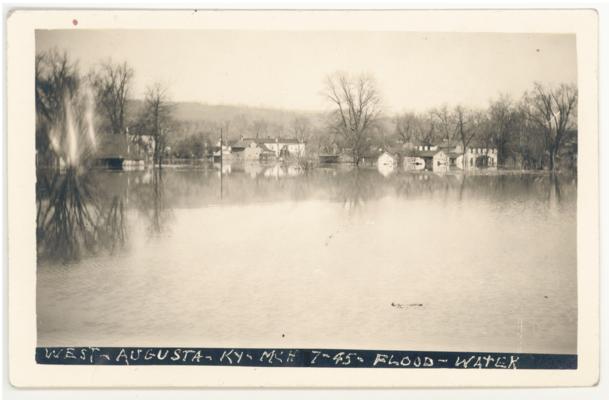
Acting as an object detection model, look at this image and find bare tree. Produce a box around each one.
[454,106,477,165]
[487,95,521,166]
[394,112,418,145]
[433,105,457,146]
[90,60,133,135]
[324,72,381,165]
[251,119,268,138]
[291,116,311,142]
[522,83,577,170]
[141,83,172,167]
[419,112,438,144]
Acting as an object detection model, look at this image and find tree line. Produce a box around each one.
[35,49,577,172]
[324,72,578,171]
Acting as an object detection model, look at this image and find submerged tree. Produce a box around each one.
[140,82,173,167]
[487,95,519,165]
[522,83,578,171]
[324,72,381,165]
[453,105,478,164]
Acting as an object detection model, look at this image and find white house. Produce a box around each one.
[412,140,498,172]
[432,150,449,173]
[377,151,399,167]
[242,137,306,158]
[463,146,498,170]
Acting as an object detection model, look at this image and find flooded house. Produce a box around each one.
[213,136,306,162]
[95,133,155,169]
[243,141,276,161]
[377,151,399,168]
[462,142,498,170]
[403,156,426,171]
[409,140,498,172]
[241,136,306,158]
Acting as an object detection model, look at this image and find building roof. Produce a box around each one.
[242,137,305,145]
[258,144,275,153]
[414,150,441,157]
[96,134,129,159]
[411,140,436,147]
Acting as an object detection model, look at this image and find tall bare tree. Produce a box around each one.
[141,83,172,167]
[433,105,457,146]
[394,112,419,145]
[488,95,522,165]
[522,83,577,170]
[324,72,381,165]
[454,106,477,166]
[90,61,133,135]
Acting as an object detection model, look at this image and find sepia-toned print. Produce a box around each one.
[33,29,579,370]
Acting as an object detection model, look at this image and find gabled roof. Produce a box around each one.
[379,150,398,158]
[242,137,304,145]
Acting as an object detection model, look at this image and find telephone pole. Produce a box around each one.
[220,127,223,200]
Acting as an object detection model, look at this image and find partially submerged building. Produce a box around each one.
[405,140,498,172]
[95,134,155,169]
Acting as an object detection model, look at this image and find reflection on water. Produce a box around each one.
[36,167,126,262]
[36,163,577,353]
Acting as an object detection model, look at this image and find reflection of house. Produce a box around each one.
[263,164,304,179]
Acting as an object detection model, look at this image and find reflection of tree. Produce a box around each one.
[96,195,126,252]
[36,167,127,262]
[133,169,172,236]
[549,173,563,204]
[458,174,467,201]
[335,169,375,211]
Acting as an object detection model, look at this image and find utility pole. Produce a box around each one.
[219,127,223,200]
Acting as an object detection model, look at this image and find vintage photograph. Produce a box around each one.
[34,29,578,366]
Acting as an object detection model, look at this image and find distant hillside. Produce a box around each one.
[127,100,323,126]
[171,102,322,124]
[125,100,396,145]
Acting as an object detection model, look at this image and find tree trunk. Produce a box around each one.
[548,147,556,171]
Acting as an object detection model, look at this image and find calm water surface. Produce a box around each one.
[37,164,577,353]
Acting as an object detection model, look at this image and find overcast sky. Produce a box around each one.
[36,30,577,113]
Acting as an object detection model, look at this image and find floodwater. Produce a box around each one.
[36,163,577,354]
